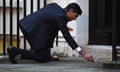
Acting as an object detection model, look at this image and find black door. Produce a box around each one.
[89,0,113,45]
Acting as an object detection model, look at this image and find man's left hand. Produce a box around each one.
[79,51,95,62]
[83,54,95,62]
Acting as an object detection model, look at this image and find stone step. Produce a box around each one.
[103,61,120,69]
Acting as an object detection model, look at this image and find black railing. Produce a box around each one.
[23,0,27,50]
[17,0,20,48]
[112,0,117,61]
[0,0,46,55]
[3,0,6,55]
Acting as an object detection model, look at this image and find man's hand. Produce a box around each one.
[79,50,95,62]
[83,54,94,62]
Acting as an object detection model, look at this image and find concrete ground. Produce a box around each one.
[0,56,120,72]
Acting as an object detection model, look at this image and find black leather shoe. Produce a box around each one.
[7,46,21,64]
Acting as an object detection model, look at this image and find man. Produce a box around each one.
[7,3,94,64]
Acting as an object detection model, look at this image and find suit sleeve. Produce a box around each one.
[57,16,79,50]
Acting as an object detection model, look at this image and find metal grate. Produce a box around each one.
[0,0,46,55]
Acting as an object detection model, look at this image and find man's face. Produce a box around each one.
[67,9,79,21]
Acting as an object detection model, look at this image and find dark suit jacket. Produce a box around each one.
[19,3,78,49]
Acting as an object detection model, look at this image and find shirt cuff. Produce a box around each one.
[75,47,82,52]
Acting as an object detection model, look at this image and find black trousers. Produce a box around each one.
[18,26,51,62]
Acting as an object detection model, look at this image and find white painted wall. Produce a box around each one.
[76,0,89,45]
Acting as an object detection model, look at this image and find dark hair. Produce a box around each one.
[65,3,82,15]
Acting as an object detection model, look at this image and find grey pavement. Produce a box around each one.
[0,56,120,72]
